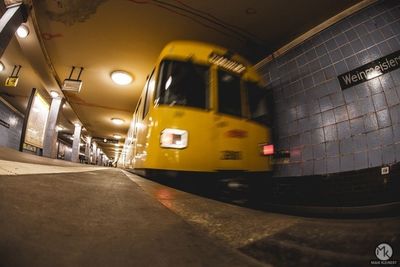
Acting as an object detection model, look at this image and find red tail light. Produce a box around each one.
[263,144,274,156]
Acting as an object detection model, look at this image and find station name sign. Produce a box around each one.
[338,50,400,90]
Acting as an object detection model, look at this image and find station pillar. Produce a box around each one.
[96,148,101,166]
[0,3,27,57]
[43,96,64,158]
[92,142,97,165]
[71,124,81,163]
[99,153,103,166]
[85,136,91,164]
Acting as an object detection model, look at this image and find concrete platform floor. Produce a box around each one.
[0,168,265,267]
[0,148,399,267]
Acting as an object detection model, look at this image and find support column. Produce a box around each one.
[92,142,97,165]
[97,148,101,166]
[99,153,103,166]
[43,96,64,158]
[85,136,91,164]
[71,123,82,163]
[0,4,28,57]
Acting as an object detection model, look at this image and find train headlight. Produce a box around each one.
[160,128,188,149]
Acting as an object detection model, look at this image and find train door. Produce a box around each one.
[214,69,247,170]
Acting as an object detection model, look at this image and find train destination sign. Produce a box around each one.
[337,50,400,90]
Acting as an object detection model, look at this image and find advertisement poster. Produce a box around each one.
[25,92,49,148]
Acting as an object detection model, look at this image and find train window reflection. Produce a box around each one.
[218,70,241,117]
[156,60,209,109]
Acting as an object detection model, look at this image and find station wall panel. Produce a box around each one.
[257,0,400,177]
[0,100,23,150]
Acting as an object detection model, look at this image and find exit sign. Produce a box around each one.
[5,77,19,87]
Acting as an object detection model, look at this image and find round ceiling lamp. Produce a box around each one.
[16,25,29,38]
[113,134,122,139]
[111,118,125,125]
[111,70,133,85]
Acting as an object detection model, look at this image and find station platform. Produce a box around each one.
[0,147,399,267]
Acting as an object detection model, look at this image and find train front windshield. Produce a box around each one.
[156,60,209,109]
[155,59,271,126]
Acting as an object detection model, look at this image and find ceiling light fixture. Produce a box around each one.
[62,66,84,93]
[111,70,133,85]
[0,62,4,72]
[16,25,29,38]
[50,91,59,98]
[113,134,121,139]
[111,118,124,125]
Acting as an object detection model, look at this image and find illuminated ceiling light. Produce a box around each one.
[50,91,59,98]
[114,144,120,147]
[16,25,29,38]
[56,125,64,132]
[0,62,4,72]
[113,134,121,139]
[111,70,133,85]
[111,118,124,125]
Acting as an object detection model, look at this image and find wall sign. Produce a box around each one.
[338,50,400,90]
[24,92,49,148]
[5,65,22,87]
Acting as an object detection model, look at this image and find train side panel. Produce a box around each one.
[132,106,272,172]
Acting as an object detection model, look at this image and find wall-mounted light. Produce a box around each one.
[50,91,59,98]
[16,24,29,38]
[0,62,5,72]
[111,70,133,85]
[111,118,124,125]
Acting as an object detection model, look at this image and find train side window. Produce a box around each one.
[143,69,156,119]
[217,70,242,117]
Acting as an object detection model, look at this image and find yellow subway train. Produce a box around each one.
[121,41,273,175]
